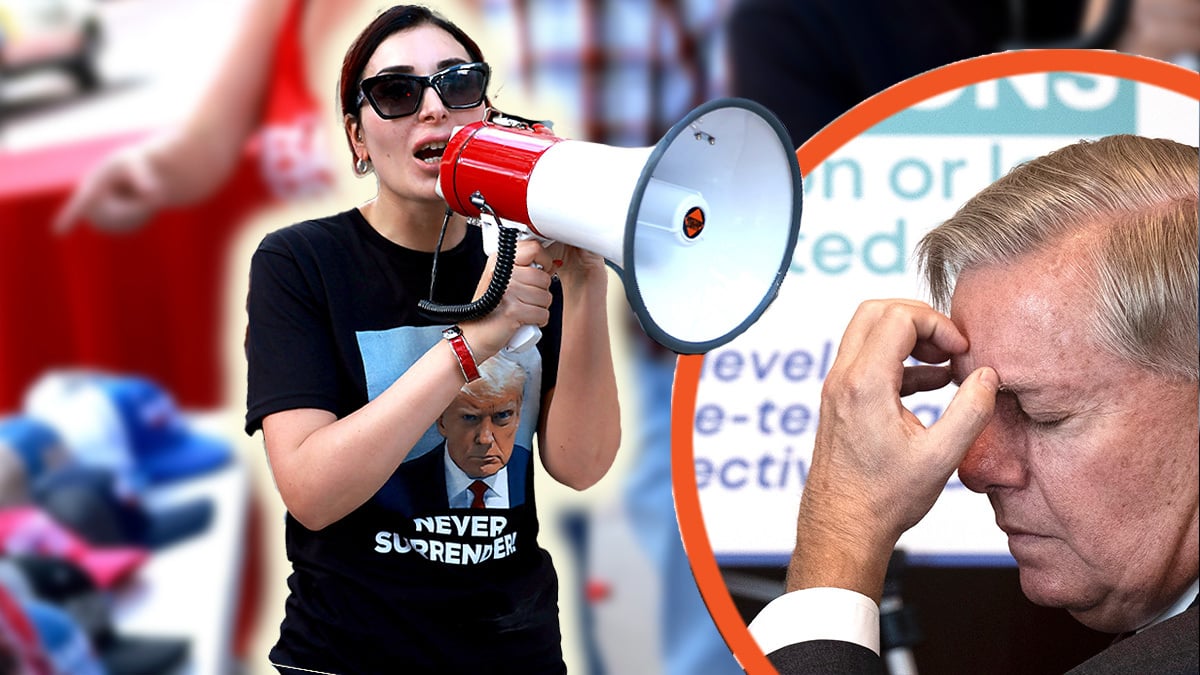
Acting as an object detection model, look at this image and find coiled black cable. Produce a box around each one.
[418,192,519,323]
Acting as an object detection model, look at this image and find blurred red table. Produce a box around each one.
[0,134,276,411]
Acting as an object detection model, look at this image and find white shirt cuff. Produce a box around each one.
[748,587,880,656]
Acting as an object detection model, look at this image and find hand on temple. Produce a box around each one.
[787,299,999,602]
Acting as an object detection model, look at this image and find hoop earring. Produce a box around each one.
[356,157,372,174]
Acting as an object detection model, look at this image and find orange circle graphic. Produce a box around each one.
[671,49,1200,675]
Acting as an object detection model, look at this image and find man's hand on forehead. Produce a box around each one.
[788,298,999,602]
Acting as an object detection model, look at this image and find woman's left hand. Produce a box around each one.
[544,241,607,288]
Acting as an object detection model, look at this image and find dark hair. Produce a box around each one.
[338,5,486,119]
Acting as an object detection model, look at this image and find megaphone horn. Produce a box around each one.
[430,98,802,355]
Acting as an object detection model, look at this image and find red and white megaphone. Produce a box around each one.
[427,97,802,355]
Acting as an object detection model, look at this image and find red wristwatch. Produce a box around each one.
[442,325,480,383]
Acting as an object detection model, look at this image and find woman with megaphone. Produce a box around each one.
[243,6,620,673]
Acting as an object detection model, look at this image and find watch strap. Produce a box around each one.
[443,326,480,383]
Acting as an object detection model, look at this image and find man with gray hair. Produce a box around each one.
[437,355,528,502]
[393,355,533,513]
[749,134,1199,673]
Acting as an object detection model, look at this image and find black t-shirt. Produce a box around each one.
[245,208,566,674]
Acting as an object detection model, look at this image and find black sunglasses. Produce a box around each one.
[357,62,491,119]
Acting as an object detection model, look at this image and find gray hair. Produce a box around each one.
[917,134,1198,381]
[462,355,527,402]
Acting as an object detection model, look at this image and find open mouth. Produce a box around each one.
[415,141,447,164]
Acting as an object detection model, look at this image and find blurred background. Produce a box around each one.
[1,0,1196,674]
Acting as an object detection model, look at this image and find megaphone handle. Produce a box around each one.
[505,325,542,353]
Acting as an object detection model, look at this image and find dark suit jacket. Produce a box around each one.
[767,605,1198,674]
[1068,605,1198,675]
[390,441,531,515]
